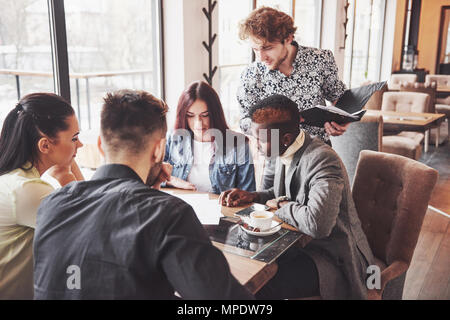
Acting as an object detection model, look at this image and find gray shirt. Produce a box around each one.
[256,134,375,299]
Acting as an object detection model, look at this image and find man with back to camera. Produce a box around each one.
[220,94,375,299]
[33,89,254,300]
[237,7,350,188]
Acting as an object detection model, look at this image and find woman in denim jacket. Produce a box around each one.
[164,81,256,194]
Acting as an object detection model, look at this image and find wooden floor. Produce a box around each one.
[403,140,450,300]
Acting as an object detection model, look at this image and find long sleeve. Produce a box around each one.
[236,141,256,192]
[275,155,344,239]
[163,132,172,163]
[237,67,262,134]
[321,49,346,103]
[254,187,275,205]
[158,204,254,300]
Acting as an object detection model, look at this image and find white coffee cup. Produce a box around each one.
[249,210,274,230]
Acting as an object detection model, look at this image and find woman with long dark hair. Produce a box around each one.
[0,93,84,299]
[164,81,255,193]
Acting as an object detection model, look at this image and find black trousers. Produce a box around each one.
[255,248,320,299]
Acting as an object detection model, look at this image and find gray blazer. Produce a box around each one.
[256,133,375,299]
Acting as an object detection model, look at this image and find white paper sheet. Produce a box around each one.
[166,193,223,225]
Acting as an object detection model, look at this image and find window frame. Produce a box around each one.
[47,0,165,103]
[344,0,387,88]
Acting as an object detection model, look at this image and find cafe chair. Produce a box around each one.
[352,150,438,300]
[382,133,423,160]
[330,114,383,186]
[388,74,417,91]
[434,104,450,142]
[381,91,429,113]
[425,74,450,88]
[381,91,429,160]
[399,82,436,113]
[363,84,388,110]
[425,79,450,141]
[399,82,448,145]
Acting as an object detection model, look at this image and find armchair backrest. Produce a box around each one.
[330,115,383,186]
[381,92,430,113]
[388,74,418,90]
[399,82,436,113]
[425,74,450,87]
[352,150,438,265]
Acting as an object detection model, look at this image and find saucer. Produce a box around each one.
[240,220,281,237]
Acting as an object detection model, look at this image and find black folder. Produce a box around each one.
[299,81,387,127]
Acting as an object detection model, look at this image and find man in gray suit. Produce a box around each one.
[219,94,375,299]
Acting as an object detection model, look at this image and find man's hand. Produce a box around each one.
[166,176,197,191]
[324,121,350,136]
[219,188,257,207]
[150,162,173,189]
[265,198,278,209]
[266,198,289,209]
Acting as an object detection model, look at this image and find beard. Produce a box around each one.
[269,48,289,70]
[145,160,162,186]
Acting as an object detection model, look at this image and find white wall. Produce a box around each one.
[163,0,184,125]
[321,0,346,79]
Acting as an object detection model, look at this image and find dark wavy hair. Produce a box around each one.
[175,81,229,136]
[0,93,75,175]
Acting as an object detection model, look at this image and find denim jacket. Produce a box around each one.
[164,129,256,194]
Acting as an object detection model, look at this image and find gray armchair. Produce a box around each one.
[330,115,382,186]
[352,150,438,299]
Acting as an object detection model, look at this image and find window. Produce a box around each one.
[0,0,55,126]
[0,0,163,131]
[294,0,323,48]
[64,0,163,130]
[344,0,387,88]
[218,0,253,130]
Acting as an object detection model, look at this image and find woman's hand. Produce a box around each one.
[70,160,84,181]
[324,121,350,136]
[166,176,197,191]
[47,164,76,187]
[219,188,257,207]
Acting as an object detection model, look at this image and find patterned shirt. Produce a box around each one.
[237,41,346,142]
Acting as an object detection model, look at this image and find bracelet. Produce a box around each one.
[276,196,289,209]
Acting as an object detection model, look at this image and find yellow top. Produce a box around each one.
[0,164,54,299]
